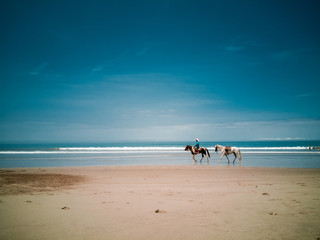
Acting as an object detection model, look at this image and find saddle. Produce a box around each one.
[225,146,231,154]
[193,146,200,153]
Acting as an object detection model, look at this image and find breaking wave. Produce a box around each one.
[0,146,316,154]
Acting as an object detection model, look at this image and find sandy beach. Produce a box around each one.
[1,165,320,240]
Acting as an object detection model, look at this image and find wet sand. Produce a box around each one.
[1,165,320,240]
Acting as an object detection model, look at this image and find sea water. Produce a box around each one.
[0,141,320,168]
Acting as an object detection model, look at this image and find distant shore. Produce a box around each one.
[1,165,320,240]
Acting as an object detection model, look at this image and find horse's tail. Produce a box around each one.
[238,149,242,162]
[207,149,210,158]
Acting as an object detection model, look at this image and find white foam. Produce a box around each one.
[240,147,308,150]
[0,146,316,154]
[241,151,320,154]
[58,146,309,151]
[58,147,183,151]
[0,150,183,154]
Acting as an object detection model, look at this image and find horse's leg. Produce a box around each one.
[238,150,242,164]
[200,155,204,164]
[233,152,237,164]
[193,154,197,164]
[219,154,224,164]
[225,153,230,164]
[206,154,209,165]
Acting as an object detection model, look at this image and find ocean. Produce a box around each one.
[0,140,320,168]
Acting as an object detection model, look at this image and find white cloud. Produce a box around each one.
[225,46,246,52]
[2,117,319,142]
[271,48,312,61]
[108,118,320,141]
[136,47,150,56]
[258,137,307,141]
[297,93,313,98]
[30,62,48,75]
[248,62,262,66]
[92,65,104,72]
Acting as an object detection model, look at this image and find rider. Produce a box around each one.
[194,138,200,153]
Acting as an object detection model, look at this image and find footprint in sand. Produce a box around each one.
[297,182,307,186]
[155,209,167,213]
[62,206,70,210]
[262,193,270,196]
[268,198,282,201]
[269,212,277,216]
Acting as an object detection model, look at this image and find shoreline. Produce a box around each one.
[1,164,299,172]
[1,140,320,169]
[1,151,320,168]
[1,165,320,239]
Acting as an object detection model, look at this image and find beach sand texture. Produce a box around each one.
[1,165,320,240]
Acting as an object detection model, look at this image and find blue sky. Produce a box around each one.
[1,0,320,142]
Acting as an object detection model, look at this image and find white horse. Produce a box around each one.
[214,144,242,165]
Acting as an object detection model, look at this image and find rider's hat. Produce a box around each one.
[196,138,199,141]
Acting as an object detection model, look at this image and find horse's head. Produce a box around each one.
[185,145,191,151]
[214,145,218,152]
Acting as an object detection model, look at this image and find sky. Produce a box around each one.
[1,0,320,143]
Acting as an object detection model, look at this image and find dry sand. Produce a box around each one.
[0,165,320,240]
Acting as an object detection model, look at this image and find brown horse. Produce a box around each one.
[184,145,210,164]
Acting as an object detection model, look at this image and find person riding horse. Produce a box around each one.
[194,138,200,153]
